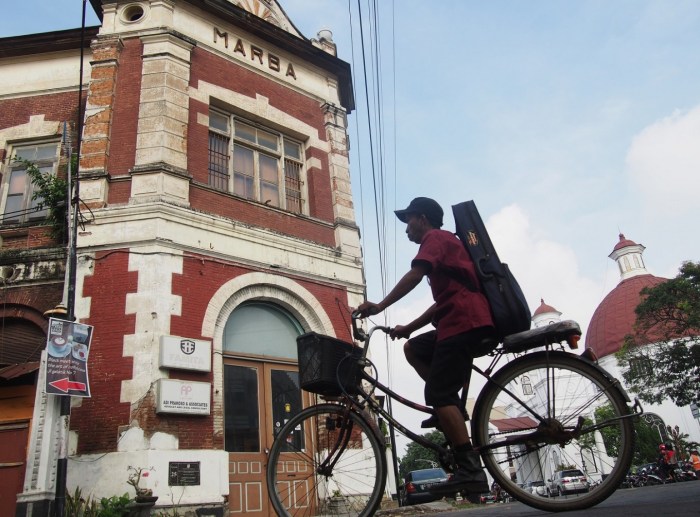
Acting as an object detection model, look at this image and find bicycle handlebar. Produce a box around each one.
[351,310,392,343]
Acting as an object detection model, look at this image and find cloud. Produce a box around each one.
[486,204,600,337]
[625,105,700,218]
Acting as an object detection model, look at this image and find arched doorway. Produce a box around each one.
[222,302,306,516]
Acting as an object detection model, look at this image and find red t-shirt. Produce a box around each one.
[413,229,494,341]
[663,450,675,464]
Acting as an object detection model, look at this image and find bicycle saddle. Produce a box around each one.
[502,320,581,354]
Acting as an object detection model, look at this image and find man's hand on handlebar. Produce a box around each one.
[355,301,381,318]
[390,324,412,340]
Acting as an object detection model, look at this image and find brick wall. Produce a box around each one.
[106,38,142,178]
[171,252,354,345]
[0,91,82,132]
[72,250,137,454]
[188,47,338,241]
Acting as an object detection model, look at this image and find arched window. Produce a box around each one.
[223,302,303,359]
[0,317,45,365]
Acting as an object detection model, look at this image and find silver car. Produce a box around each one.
[550,469,589,496]
[525,480,548,497]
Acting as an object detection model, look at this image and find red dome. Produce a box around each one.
[534,299,559,317]
[612,233,638,253]
[585,274,666,358]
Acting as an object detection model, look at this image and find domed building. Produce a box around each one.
[585,234,700,446]
[532,299,562,328]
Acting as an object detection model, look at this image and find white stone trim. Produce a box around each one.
[202,271,334,341]
[202,271,336,440]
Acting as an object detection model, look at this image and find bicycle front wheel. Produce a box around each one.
[472,351,635,512]
[266,403,387,517]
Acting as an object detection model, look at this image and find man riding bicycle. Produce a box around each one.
[356,197,496,496]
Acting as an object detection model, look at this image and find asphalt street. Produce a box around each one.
[387,481,700,516]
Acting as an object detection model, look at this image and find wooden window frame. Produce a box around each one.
[208,109,306,214]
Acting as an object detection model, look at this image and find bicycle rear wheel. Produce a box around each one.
[266,403,387,516]
[472,351,635,512]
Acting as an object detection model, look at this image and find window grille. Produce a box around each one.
[208,109,305,214]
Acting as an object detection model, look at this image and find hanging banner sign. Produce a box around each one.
[44,317,94,398]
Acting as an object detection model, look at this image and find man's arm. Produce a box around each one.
[391,303,436,339]
[357,262,429,316]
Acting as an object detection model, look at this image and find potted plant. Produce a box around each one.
[328,489,350,513]
[127,466,158,505]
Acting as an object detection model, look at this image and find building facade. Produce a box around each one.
[1,1,363,515]
[585,234,700,448]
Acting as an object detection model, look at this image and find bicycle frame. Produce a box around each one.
[348,347,565,455]
[266,316,644,516]
[346,317,640,457]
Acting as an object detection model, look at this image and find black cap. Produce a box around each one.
[394,197,444,228]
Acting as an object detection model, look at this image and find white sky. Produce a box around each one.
[4,0,700,455]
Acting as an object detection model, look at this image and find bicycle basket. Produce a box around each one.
[296,332,363,396]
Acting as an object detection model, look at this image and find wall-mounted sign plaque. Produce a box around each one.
[169,462,201,486]
[156,379,211,415]
[159,336,212,372]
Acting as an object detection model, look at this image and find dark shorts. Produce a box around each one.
[407,326,496,408]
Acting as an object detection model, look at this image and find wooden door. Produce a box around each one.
[224,360,303,516]
[0,422,29,516]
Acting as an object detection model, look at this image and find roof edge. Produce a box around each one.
[0,26,100,59]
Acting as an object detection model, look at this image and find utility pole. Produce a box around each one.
[54,3,87,515]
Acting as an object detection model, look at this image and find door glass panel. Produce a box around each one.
[223,303,302,359]
[224,364,260,452]
[271,369,303,451]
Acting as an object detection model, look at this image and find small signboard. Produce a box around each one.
[169,462,201,486]
[159,336,212,372]
[691,403,699,419]
[44,318,94,398]
[156,379,211,415]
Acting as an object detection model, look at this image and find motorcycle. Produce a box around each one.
[675,462,697,482]
[638,467,664,486]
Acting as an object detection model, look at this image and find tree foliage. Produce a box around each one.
[633,418,662,465]
[594,404,622,457]
[398,430,445,480]
[616,261,700,406]
[15,157,69,242]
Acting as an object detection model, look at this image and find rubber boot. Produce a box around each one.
[430,445,488,496]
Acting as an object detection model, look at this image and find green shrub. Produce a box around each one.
[65,487,131,517]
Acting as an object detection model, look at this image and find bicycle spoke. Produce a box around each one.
[267,404,386,516]
[473,352,634,512]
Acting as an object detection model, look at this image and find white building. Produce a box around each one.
[586,234,700,446]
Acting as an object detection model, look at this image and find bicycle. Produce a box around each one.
[266,313,641,516]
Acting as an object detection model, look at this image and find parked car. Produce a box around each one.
[525,480,548,496]
[399,468,450,505]
[549,469,589,496]
[478,492,497,504]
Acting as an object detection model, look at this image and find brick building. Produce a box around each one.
[0,1,362,515]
